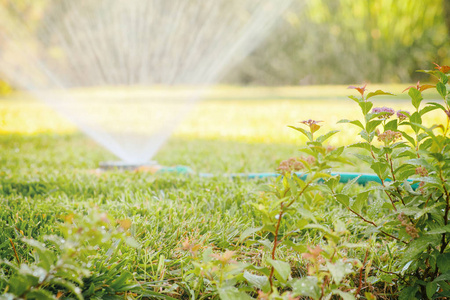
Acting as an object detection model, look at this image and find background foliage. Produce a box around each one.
[1,0,450,91]
[228,0,450,85]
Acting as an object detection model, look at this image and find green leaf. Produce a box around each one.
[316,130,339,143]
[399,286,419,300]
[25,290,56,300]
[349,142,371,151]
[138,291,178,300]
[7,274,32,296]
[366,120,383,133]
[426,281,438,299]
[324,176,340,190]
[291,276,320,299]
[437,253,450,273]
[348,95,361,103]
[359,101,373,115]
[258,239,272,250]
[218,287,252,300]
[410,112,422,125]
[420,105,441,116]
[284,240,307,252]
[350,191,368,214]
[267,258,291,283]
[312,172,332,181]
[288,126,312,141]
[338,119,364,129]
[239,226,263,242]
[353,153,373,164]
[370,161,388,179]
[327,260,354,284]
[426,101,446,111]
[328,146,345,156]
[434,270,450,282]
[401,235,440,265]
[296,207,317,222]
[440,71,449,84]
[437,82,447,99]
[110,271,132,290]
[359,129,375,142]
[23,239,55,272]
[384,119,398,131]
[426,224,450,235]
[366,89,394,100]
[333,290,356,300]
[412,176,440,185]
[49,278,83,300]
[409,112,422,134]
[243,271,270,292]
[409,88,423,109]
[342,174,363,193]
[334,194,350,206]
[400,131,416,146]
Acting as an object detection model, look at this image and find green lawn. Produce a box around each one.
[0,85,446,299]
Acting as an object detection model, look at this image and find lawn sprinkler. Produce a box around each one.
[98,161,194,174]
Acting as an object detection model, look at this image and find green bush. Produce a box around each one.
[191,63,450,299]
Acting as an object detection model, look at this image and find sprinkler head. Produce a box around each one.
[98,161,159,172]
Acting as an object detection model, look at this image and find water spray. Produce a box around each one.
[0,0,295,164]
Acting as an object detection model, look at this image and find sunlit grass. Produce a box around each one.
[0,85,444,146]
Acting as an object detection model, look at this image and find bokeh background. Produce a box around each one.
[3,0,448,92]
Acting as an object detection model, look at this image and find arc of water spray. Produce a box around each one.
[0,0,296,163]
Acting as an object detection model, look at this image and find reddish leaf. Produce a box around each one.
[419,84,435,92]
[402,81,435,93]
[348,84,367,97]
[433,62,450,74]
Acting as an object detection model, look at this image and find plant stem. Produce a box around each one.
[268,180,311,291]
[373,265,406,283]
[439,169,450,253]
[269,204,284,290]
[356,248,370,296]
[371,148,397,211]
[346,206,407,244]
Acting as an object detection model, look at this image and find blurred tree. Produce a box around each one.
[226,0,450,85]
[0,0,449,87]
[444,0,450,33]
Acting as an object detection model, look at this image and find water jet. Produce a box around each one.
[0,0,295,163]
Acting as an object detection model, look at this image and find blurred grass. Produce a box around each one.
[0,85,444,173]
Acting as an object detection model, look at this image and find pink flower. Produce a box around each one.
[371,107,395,119]
[301,119,322,126]
[377,130,402,144]
[300,119,323,133]
[415,166,428,177]
[277,157,304,173]
[396,110,410,121]
[277,156,316,173]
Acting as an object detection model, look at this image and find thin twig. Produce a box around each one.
[9,238,20,265]
[373,265,406,282]
[346,206,407,244]
[356,248,370,296]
